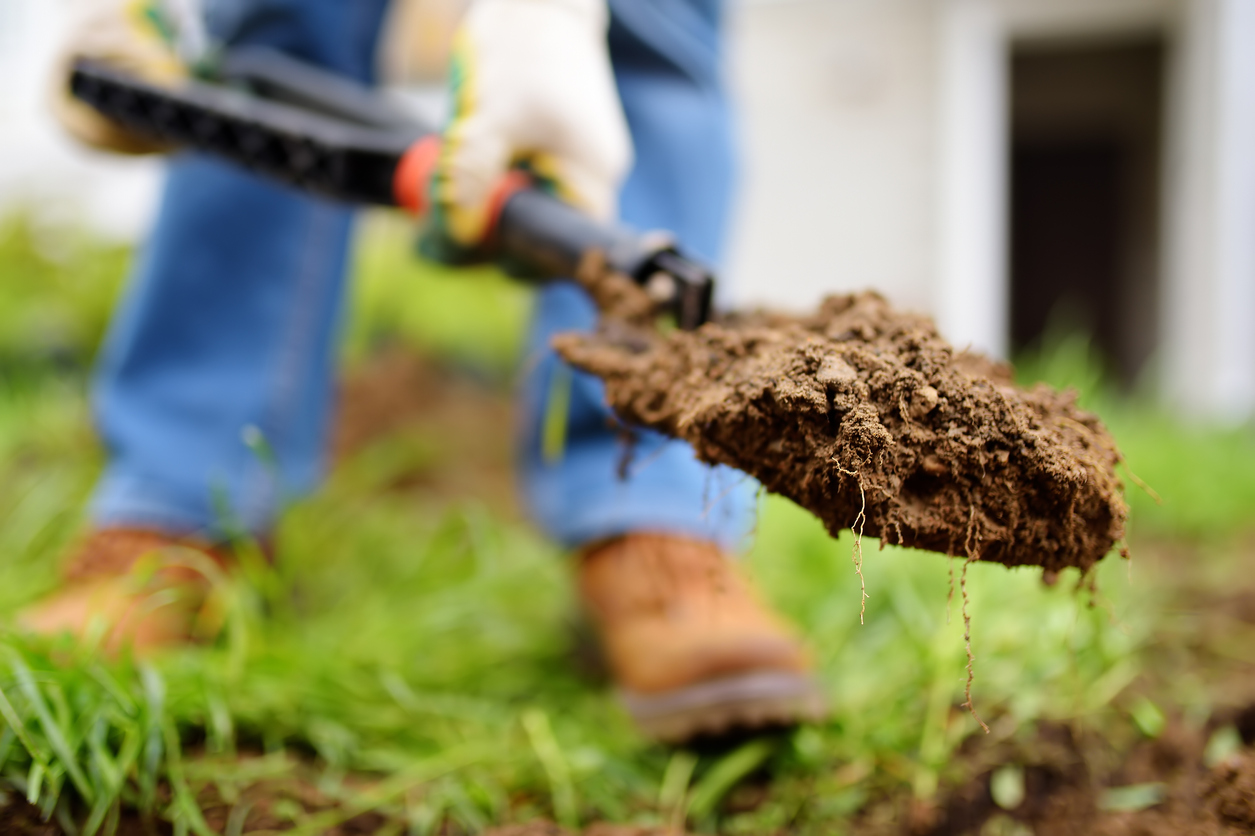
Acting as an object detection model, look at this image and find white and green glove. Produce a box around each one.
[423,0,633,263]
[50,0,206,155]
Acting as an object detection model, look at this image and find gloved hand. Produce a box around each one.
[422,0,633,263]
[50,0,197,154]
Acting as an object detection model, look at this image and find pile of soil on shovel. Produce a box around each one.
[555,289,1127,573]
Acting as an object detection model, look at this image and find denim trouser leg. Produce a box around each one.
[518,0,759,552]
[90,0,391,537]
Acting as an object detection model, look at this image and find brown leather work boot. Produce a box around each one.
[577,533,825,742]
[17,529,234,656]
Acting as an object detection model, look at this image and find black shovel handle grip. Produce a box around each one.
[495,189,713,329]
[497,188,648,279]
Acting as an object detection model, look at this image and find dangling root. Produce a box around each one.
[743,484,768,546]
[700,471,754,523]
[836,463,870,624]
[1122,463,1162,505]
[1078,567,1100,605]
[614,423,639,481]
[959,505,989,734]
[959,558,989,734]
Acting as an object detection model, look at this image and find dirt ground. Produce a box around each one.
[879,714,1255,836]
[331,347,519,518]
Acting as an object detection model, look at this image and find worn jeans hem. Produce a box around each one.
[91,489,272,540]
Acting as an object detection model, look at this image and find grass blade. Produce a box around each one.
[0,723,15,771]
[658,749,698,832]
[686,739,776,822]
[163,717,217,836]
[0,685,45,769]
[6,649,94,803]
[87,665,138,718]
[83,795,117,836]
[522,708,578,831]
[27,760,45,804]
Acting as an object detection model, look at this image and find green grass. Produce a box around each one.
[0,216,130,374]
[0,212,1253,833]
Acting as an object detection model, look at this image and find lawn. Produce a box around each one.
[2,213,1255,834]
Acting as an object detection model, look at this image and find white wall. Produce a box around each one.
[1160,0,1255,420]
[934,0,1006,358]
[725,0,937,316]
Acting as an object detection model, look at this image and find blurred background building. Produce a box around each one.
[2,0,1253,419]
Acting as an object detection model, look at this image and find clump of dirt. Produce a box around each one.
[555,291,1127,573]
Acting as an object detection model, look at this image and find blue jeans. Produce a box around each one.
[91,0,757,550]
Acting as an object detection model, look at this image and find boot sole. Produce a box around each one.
[619,671,826,743]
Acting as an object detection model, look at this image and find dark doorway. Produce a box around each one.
[1009,37,1165,385]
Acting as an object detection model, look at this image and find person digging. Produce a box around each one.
[19,0,825,743]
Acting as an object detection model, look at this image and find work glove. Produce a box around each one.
[50,0,205,155]
[379,0,471,84]
[422,0,633,264]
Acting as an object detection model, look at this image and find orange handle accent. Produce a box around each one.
[393,135,442,215]
[393,134,532,249]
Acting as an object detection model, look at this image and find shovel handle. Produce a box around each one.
[394,138,670,282]
[71,54,714,328]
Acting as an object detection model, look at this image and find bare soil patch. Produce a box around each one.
[332,347,518,517]
[889,717,1255,836]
